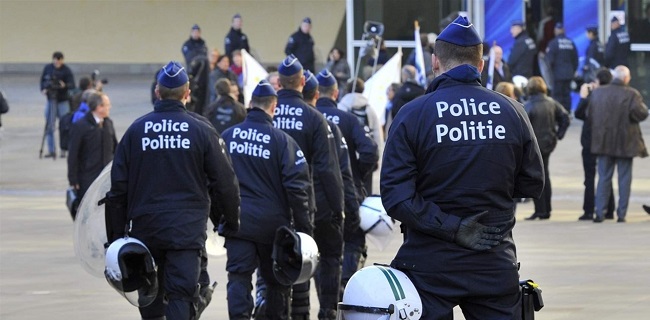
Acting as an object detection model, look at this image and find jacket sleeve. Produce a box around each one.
[204,128,241,232]
[67,123,83,186]
[64,67,75,92]
[604,35,617,68]
[282,138,313,235]
[40,65,50,91]
[380,116,462,242]
[555,101,571,140]
[574,97,589,121]
[284,35,296,56]
[629,90,649,123]
[312,115,344,213]
[512,106,545,199]
[351,120,379,179]
[507,41,524,69]
[335,126,360,216]
[105,131,131,242]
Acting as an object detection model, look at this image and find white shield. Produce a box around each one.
[73,162,112,277]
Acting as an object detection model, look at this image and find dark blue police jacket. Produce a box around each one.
[285,29,315,71]
[275,89,343,214]
[605,28,630,68]
[546,35,579,81]
[109,99,240,250]
[381,65,544,272]
[223,108,311,243]
[225,28,250,58]
[316,97,379,190]
[182,37,208,66]
[508,32,537,78]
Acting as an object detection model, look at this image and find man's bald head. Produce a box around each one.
[613,65,631,84]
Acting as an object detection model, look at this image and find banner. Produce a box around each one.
[362,48,402,125]
[241,49,268,107]
[414,21,427,87]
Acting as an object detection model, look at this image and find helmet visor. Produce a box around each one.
[336,303,394,320]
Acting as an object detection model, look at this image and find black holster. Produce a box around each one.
[520,279,544,320]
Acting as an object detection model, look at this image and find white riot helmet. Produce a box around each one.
[104,237,158,307]
[359,195,396,250]
[512,75,529,91]
[337,265,422,320]
[272,226,320,285]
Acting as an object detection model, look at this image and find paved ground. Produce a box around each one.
[1,74,649,319]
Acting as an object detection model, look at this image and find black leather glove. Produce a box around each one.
[454,211,502,251]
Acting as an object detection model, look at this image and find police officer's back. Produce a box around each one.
[381,17,544,319]
[605,16,631,68]
[546,23,578,112]
[221,80,311,319]
[105,61,240,320]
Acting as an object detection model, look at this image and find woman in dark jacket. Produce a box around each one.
[523,76,570,220]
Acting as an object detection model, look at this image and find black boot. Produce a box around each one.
[643,205,650,215]
[578,214,593,221]
[525,213,550,220]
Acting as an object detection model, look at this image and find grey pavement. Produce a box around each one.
[1,74,649,319]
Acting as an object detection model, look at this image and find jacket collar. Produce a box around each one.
[426,64,481,94]
[315,97,337,108]
[277,89,304,100]
[246,107,273,124]
[154,99,187,112]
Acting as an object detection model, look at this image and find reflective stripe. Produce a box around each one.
[378,266,405,300]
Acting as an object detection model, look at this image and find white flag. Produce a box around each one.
[242,49,269,107]
[363,48,403,126]
[414,21,427,87]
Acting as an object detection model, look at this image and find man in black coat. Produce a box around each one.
[67,92,117,219]
[390,65,425,119]
[204,78,246,134]
[285,18,315,72]
[40,51,75,158]
[225,13,250,60]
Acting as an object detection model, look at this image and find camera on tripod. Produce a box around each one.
[91,70,109,85]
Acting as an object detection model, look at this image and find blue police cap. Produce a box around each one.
[437,16,482,47]
[316,69,337,87]
[511,20,525,27]
[555,22,564,29]
[252,79,277,97]
[303,70,318,92]
[157,61,189,88]
[586,25,598,33]
[303,17,312,24]
[278,54,303,76]
[233,13,241,19]
[192,24,200,30]
[611,16,619,23]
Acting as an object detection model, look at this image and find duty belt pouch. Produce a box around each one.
[520,279,544,320]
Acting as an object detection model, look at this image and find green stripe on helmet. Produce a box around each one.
[378,266,402,301]
[386,268,406,300]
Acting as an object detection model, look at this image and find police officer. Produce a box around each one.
[546,22,578,113]
[583,25,605,83]
[274,55,343,320]
[105,61,240,320]
[303,70,356,320]
[508,20,537,78]
[222,80,311,320]
[381,16,544,319]
[605,16,631,68]
[181,24,208,67]
[285,18,315,73]
[225,13,250,60]
[314,69,379,297]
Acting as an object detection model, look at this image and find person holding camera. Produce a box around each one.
[39,51,75,158]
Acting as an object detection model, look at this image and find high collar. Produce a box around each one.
[426,64,481,94]
[246,107,273,124]
[278,89,304,100]
[230,27,241,34]
[315,97,337,108]
[154,99,187,112]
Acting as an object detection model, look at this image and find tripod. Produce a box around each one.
[351,21,385,94]
[39,92,58,160]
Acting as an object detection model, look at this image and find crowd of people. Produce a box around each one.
[32,10,649,320]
